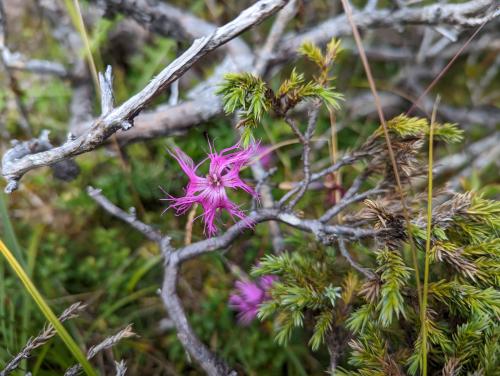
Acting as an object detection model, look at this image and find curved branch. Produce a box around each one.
[87,186,163,242]
[338,238,374,279]
[94,0,250,57]
[175,208,378,263]
[1,48,68,77]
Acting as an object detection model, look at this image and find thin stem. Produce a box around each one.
[87,186,163,243]
[338,238,374,279]
[284,115,306,143]
[184,203,198,245]
[161,261,232,375]
[288,103,321,208]
[278,153,361,206]
[328,107,342,219]
[320,187,384,223]
[421,95,439,375]
[407,22,488,115]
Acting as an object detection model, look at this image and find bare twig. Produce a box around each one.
[94,0,254,147]
[0,48,68,77]
[43,0,498,149]
[174,209,379,263]
[337,238,374,279]
[114,360,127,376]
[279,153,366,206]
[320,187,385,223]
[407,19,493,115]
[287,102,321,208]
[249,160,285,253]
[161,262,235,376]
[87,188,233,374]
[89,182,379,375]
[18,0,494,153]
[432,132,500,181]
[447,142,500,190]
[95,0,264,62]
[252,167,277,211]
[284,115,306,143]
[87,186,163,242]
[98,65,114,116]
[96,0,220,43]
[1,131,80,183]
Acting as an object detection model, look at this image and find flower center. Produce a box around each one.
[207,173,222,187]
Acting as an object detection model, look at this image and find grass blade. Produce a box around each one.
[63,0,100,92]
[0,192,27,353]
[0,193,25,266]
[0,239,97,376]
[420,96,440,375]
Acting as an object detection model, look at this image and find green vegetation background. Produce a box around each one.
[0,0,498,374]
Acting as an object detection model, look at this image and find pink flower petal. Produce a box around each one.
[229,274,278,325]
[164,142,258,236]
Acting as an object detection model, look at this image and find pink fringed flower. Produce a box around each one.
[164,143,258,236]
[256,144,274,169]
[229,275,278,325]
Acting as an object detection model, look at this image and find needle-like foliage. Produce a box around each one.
[252,250,349,351]
[249,106,499,374]
[217,40,343,145]
[338,115,500,375]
